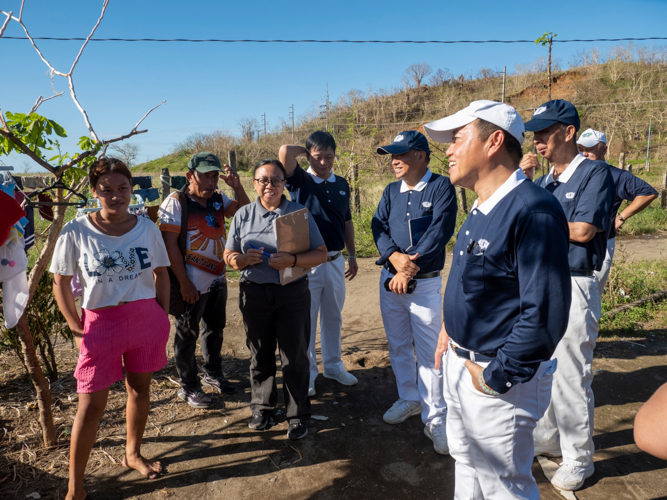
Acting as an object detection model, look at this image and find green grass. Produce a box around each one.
[133,151,190,173]
[600,258,667,336]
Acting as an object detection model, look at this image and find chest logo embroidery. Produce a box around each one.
[478,239,490,251]
[340,190,346,196]
[422,201,432,208]
[212,201,222,211]
[565,192,575,199]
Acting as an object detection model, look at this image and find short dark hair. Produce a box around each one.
[254,158,287,178]
[474,119,523,165]
[89,157,132,189]
[306,130,336,154]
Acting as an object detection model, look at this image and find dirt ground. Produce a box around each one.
[2,236,667,499]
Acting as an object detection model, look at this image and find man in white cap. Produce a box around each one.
[425,100,571,498]
[577,128,658,294]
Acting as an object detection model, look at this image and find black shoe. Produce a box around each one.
[248,411,274,430]
[287,421,308,440]
[177,388,213,409]
[202,374,237,394]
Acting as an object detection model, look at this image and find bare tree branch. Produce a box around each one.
[18,0,25,22]
[132,100,166,133]
[69,0,109,75]
[0,11,12,38]
[29,92,65,114]
[67,75,99,142]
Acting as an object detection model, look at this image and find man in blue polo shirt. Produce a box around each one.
[576,128,658,294]
[425,100,571,498]
[526,100,614,491]
[280,131,359,397]
[371,131,457,455]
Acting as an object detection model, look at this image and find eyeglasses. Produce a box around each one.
[253,177,285,187]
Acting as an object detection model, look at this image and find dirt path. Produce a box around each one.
[2,237,667,499]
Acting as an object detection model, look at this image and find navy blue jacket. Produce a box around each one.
[444,176,571,394]
[535,157,614,273]
[372,171,457,274]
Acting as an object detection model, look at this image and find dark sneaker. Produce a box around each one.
[177,388,213,409]
[287,421,308,440]
[202,374,237,394]
[249,411,275,430]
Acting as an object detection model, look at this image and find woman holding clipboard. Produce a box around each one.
[224,158,327,440]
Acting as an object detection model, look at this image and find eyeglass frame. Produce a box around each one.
[253,177,286,187]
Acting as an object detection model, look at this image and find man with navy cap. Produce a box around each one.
[426,100,571,498]
[576,129,658,294]
[371,130,457,454]
[526,100,614,491]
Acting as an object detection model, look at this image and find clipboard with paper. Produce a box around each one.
[273,207,311,285]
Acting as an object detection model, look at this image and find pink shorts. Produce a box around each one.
[75,299,170,393]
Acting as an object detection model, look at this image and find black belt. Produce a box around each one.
[453,346,495,363]
[326,252,341,262]
[571,270,594,277]
[414,271,441,280]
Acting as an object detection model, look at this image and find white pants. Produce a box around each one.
[594,238,616,296]
[444,348,556,500]
[308,256,347,381]
[534,275,601,468]
[379,268,446,425]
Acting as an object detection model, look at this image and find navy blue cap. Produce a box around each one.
[524,99,580,132]
[377,130,431,155]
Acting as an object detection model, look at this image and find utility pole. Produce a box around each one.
[646,117,652,171]
[289,104,295,143]
[262,112,266,139]
[502,66,507,103]
[547,36,553,101]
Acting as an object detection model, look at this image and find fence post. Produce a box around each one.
[161,168,170,201]
[456,186,467,214]
[619,152,625,171]
[661,169,667,209]
[228,150,238,201]
[351,163,360,214]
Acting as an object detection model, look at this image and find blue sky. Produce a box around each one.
[2,0,666,171]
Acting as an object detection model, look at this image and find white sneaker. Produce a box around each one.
[323,368,358,386]
[534,440,562,458]
[550,463,594,491]
[308,380,316,397]
[424,423,449,455]
[383,399,422,424]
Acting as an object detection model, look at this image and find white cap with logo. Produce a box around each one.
[424,100,525,145]
[576,128,607,148]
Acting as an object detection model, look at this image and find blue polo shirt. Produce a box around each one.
[534,155,614,273]
[285,166,351,252]
[371,169,457,274]
[444,169,571,394]
[606,165,658,239]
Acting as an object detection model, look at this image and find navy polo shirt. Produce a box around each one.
[371,169,457,274]
[606,165,658,239]
[285,166,351,252]
[534,155,614,273]
[444,169,571,394]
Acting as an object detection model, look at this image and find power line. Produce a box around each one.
[2,36,667,44]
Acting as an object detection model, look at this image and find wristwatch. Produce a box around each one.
[617,214,626,222]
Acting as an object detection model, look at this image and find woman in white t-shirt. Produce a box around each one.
[50,158,170,500]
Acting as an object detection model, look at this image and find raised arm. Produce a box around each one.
[279,144,309,176]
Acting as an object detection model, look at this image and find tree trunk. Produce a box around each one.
[547,37,553,101]
[456,186,468,213]
[16,314,57,447]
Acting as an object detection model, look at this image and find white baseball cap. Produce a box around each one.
[424,100,525,145]
[577,128,607,148]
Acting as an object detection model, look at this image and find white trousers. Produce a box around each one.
[308,256,347,381]
[444,348,556,500]
[594,238,616,296]
[379,268,446,425]
[534,275,601,468]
